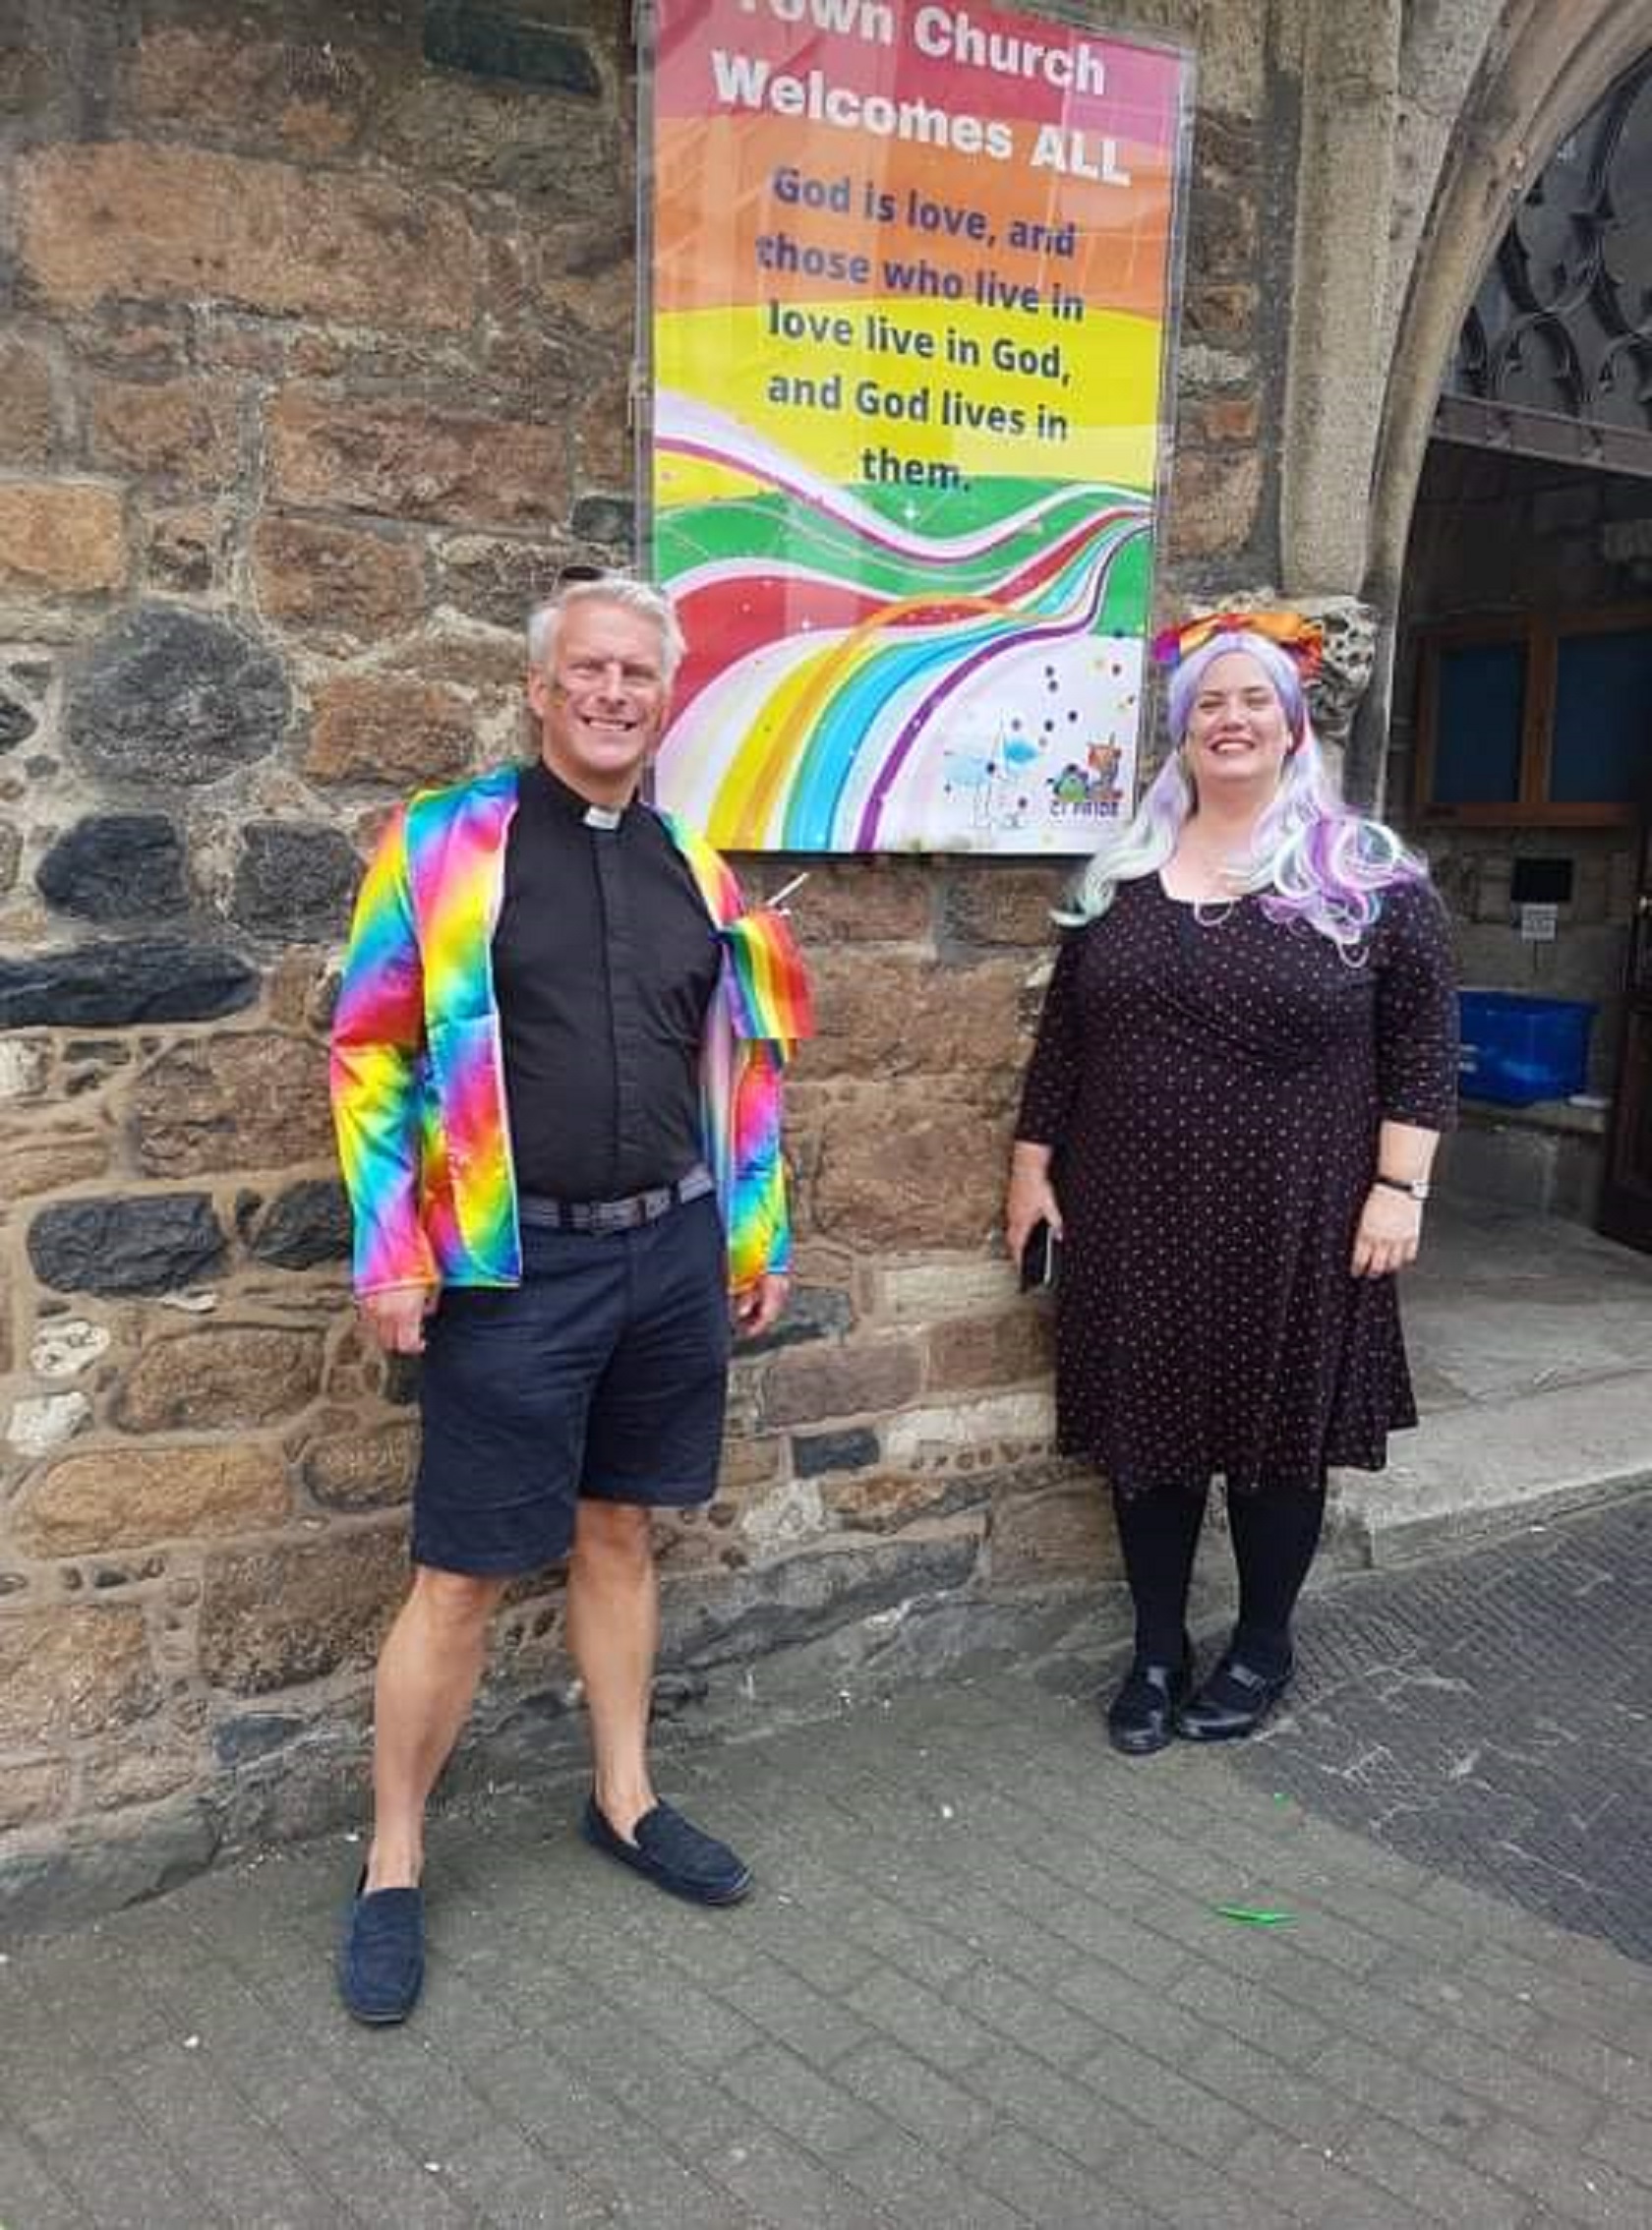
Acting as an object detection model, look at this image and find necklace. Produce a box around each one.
[1159,866,1241,922]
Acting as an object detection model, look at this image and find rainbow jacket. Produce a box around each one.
[329,764,812,1297]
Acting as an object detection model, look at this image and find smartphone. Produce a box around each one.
[1019,1218,1060,1292]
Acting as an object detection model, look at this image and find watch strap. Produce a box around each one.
[1373,1173,1430,1202]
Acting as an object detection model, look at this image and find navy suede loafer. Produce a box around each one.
[581,1795,753,1906]
[1175,1653,1294,1742]
[338,1873,425,2025]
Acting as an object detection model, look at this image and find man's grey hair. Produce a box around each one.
[526,576,685,684]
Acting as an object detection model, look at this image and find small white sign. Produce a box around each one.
[1519,903,1559,943]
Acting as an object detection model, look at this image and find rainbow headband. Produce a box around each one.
[1150,610,1325,681]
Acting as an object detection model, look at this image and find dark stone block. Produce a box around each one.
[793,1426,880,1478]
[229,822,360,941]
[0,1802,219,1936]
[649,1669,709,1719]
[0,696,36,750]
[28,1193,225,1296]
[383,1354,423,1406]
[248,1178,353,1269]
[0,938,258,1027]
[663,1535,978,1668]
[436,536,566,630]
[35,812,189,920]
[561,220,631,281]
[570,495,633,544]
[214,1713,306,1766]
[68,605,289,788]
[489,1685,570,1736]
[443,1684,570,1796]
[741,1284,854,1355]
[91,1558,164,1588]
[424,1,601,96]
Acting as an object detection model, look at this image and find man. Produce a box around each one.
[328,575,810,2024]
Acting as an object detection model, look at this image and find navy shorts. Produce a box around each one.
[412,1193,731,1576]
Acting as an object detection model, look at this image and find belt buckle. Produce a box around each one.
[573,1184,679,1236]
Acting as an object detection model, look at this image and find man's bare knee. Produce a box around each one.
[572,1500,654,1573]
[407,1564,508,1631]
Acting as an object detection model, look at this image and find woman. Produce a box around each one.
[1006,612,1456,1754]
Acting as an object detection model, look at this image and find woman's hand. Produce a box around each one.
[1006,1142,1063,1265]
[1351,1187,1422,1278]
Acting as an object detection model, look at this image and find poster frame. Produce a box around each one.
[634,0,1199,857]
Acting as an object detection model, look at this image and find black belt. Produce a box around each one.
[518,1166,714,1236]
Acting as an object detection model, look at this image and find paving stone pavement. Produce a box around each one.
[4,1501,1651,2229]
[1223,1494,1652,1966]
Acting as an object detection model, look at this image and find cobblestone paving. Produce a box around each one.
[1227,1495,1652,1966]
[4,1510,1651,2227]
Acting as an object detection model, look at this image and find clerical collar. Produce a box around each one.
[528,760,634,831]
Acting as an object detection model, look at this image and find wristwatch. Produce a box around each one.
[1373,1173,1431,1202]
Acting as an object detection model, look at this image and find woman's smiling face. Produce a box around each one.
[1183,651,1294,794]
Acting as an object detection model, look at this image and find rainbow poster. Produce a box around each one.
[647,0,1192,853]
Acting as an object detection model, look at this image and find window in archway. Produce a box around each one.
[1415,606,1650,824]
[1441,54,1652,473]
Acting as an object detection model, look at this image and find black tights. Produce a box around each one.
[1112,1484,1326,1672]
[1112,1485,1207,1665]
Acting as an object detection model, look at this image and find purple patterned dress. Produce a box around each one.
[1017,875,1458,1497]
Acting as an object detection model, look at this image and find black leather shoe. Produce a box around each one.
[1175,1652,1294,1742]
[1105,1646,1194,1756]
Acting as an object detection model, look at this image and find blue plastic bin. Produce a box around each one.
[1456,990,1595,1106]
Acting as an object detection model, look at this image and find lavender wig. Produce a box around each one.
[1059,629,1427,951]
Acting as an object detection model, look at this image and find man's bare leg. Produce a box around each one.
[366,1565,507,1891]
[566,1499,657,1841]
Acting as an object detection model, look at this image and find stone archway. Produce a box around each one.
[1353,0,1652,789]
[1338,6,1652,1568]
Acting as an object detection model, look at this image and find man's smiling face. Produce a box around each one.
[528,598,670,807]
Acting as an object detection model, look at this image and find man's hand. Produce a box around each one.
[733,1272,790,1340]
[360,1283,438,1354]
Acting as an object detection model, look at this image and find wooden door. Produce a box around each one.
[1600,800,1652,1251]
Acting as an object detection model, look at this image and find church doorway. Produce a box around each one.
[1386,55,1652,1252]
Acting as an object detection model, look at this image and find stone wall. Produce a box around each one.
[0,0,1286,1922]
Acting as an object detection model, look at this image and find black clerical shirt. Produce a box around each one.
[492,761,722,1202]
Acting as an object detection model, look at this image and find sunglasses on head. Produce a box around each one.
[551,561,627,590]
